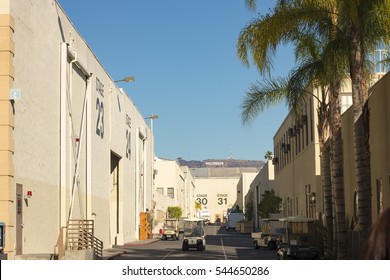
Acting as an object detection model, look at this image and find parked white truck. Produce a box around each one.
[226,212,245,230]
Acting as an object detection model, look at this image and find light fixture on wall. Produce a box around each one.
[309,192,316,203]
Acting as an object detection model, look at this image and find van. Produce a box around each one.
[226,212,244,230]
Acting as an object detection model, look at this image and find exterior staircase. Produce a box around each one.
[16,220,103,260]
[54,219,103,260]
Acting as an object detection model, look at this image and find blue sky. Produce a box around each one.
[58,0,295,161]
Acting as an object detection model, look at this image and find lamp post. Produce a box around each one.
[144,114,158,217]
[114,76,135,83]
[145,114,159,132]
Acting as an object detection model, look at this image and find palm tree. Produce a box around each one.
[335,0,390,241]
[264,151,274,160]
[238,0,349,258]
[240,0,390,256]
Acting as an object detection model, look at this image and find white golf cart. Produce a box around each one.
[161,218,179,240]
[182,218,206,251]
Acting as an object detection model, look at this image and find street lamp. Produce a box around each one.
[144,114,159,216]
[144,114,159,131]
[114,76,135,83]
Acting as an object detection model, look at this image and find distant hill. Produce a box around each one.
[177,158,265,169]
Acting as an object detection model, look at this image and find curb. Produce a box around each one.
[104,239,161,259]
[122,239,160,247]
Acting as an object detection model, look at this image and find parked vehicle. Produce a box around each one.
[252,232,279,250]
[276,216,322,260]
[182,218,206,251]
[198,210,211,225]
[161,219,179,240]
[226,212,244,230]
[252,218,282,250]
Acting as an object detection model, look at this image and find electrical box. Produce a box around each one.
[0,222,5,253]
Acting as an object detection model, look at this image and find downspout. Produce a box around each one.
[86,76,92,220]
[143,132,147,213]
[135,127,140,239]
[60,43,67,228]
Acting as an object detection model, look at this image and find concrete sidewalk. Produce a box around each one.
[102,238,160,260]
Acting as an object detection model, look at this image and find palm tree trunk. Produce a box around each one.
[350,28,372,245]
[330,80,347,259]
[317,87,333,258]
[321,144,333,257]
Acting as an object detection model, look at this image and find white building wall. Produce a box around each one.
[194,177,240,223]
[236,172,258,214]
[246,160,275,229]
[153,159,196,230]
[152,191,176,234]
[5,0,154,257]
[181,166,196,218]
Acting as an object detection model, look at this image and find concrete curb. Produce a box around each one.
[103,239,161,260]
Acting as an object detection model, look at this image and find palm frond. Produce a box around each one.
[244,0,256,11]
[241,77,289,125]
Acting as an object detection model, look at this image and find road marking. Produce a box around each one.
[161,250,175,260]
[220,238,227,259]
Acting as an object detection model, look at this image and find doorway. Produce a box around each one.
[110,152,121,245]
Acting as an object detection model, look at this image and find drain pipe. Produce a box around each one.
[60,42,67,228]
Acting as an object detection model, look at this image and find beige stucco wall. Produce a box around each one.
[341,104,356,227]
[181,166,196,218]
[1,0,154,258]
[0,3,15,258]
[246,160,275,228]
[194,177,240,223]
[153,159,197,230]
[367,73,390,219]
[154,159,185,206]
[273,73,390,230]
[342,72,390,226]
[235,172,258,213]
[273,95,322,218]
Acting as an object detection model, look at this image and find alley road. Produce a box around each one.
[110,225,277,260]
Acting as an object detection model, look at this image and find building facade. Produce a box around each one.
[192,167,258,223]
[273,79,353,220]
[153,158,197,229]
[342,72,390,226]
[245,160,275,229]
[0,0,154,259]
[272,92,323,219]
[272,69,390,257]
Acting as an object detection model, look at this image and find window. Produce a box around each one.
[167,188,174,199]
[368,41,389,74]
[341,94,353,114]
[157,188,164,195]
